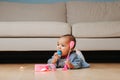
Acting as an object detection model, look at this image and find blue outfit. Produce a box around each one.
[47,51,90,69]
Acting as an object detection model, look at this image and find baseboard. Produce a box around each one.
[82,51,120,63]
[0,51,120,63]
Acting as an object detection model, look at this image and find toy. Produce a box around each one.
[63,41,75,71]
[35,64,56,72]
[57,50,62,57]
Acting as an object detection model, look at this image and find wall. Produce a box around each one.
[0,0,119,3]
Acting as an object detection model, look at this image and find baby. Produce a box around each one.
[47,34,89,69]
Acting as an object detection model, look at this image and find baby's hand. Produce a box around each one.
[65,59,74,69]
[52,52,60,64]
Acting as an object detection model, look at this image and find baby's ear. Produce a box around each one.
[69,41,75,49]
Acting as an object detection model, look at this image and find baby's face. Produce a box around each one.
[57,37,70,57]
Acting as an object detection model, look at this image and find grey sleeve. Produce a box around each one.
[47,56,57,67]
[47,55,53,64]
[47,58,52,64]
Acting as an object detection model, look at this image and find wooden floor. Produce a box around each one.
[0,63,120,80]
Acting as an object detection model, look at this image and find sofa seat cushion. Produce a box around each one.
[0,38,58,50]
[0,22,71,37]
[72,21,120,38]
[76,38,120,50]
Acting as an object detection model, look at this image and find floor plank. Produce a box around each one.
[0,63,120,80]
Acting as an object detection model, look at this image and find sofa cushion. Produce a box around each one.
[72,21,120,38]
[0,38,58,50]
[0,2,66,22]
[76,38,120,50]
[67,1,120,24]
[0,22,71,37]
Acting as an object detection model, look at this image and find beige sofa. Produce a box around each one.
[0,1,120,51]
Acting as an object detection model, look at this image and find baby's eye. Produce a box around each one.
[57,44,59,46]
[61,44,65,47]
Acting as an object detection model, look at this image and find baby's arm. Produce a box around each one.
[47,52,60,65]
[65,59,74,69]
[65,53,82,69]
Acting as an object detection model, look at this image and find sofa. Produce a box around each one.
[0,1,120,51]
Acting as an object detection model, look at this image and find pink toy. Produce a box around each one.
[63,55,69,71]
[35,64,49,72]
[35,64,56,72]
[63,41,75,71]
[63,64,68,71]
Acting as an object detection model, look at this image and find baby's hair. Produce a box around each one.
[61,34,76,49]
